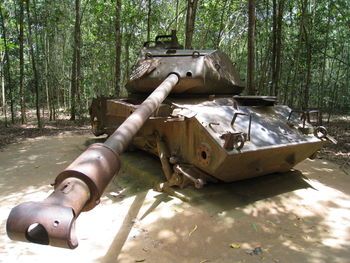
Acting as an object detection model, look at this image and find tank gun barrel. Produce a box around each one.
[6,73,179,249]
[105,73,179,154]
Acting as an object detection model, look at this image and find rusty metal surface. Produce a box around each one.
[105,73,179,154]
[55,143,121,211]
[7,201,78,249]
[7,73,179,249]
[171,98,323,150]
[6,176,92,249]
[127,49,244,94]
[7,143,121,248]
[99,96,329,185]
[47,178,90,216]
[215,141,325,182]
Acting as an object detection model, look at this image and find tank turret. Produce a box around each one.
[127,30,244,95]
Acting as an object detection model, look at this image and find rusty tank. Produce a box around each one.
[90,31,334,187]
[7,31,334,249]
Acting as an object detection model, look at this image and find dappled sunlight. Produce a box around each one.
[0,134,96,263]
[138,193,183,224]
[292,180,350,249]
[27,154,40,161]
[1,133,350,263]
[106,157,350,263]
[313,167,335,173]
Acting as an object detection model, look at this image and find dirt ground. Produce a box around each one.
[318,116,350,173]
[1,132,350,263]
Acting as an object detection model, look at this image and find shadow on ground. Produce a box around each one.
[1,134,349,263]
[96,149,350,263]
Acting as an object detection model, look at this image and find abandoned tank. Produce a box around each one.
[7,31,334,249]
[90,31,333,188]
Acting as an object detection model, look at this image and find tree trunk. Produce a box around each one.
[247,0,256,95]
[317,4,331,118]
[272,0,285,97]
[19,0,26,123]
[49,33,56,120]
[0,4,15,124]
[303,28,312,109]
[115,0,122,96]
[1,52,7,127]
[26,0,41,128]
[302,0,312,110]
[270,0,277,95]
[62,40,66,110]
[215,0,229,49]
[45,32,54,121]
[257,0,270,94]
[70,0,81,120]
[289,0,306,107]
[185,0,199,49]
[147,0,151,42]
[124,33,131,80]
[327,59,342,123]
[175,0,179,31]
[76,10,81,115]
[326,41,345,122]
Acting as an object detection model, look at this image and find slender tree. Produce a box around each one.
[247,0,256,95]
[115,0,122,96]
[288,0,306,107]
[216,0,229,49]
[271,0,285,96]
[0,4,15,124]
[70,0,81,120]
[0,0,348,122]
[302,0,312,109]
[26,0,41,127]
[1,51,7,127]
[147,0,151,42]
[185,0,199,49]
[175,0,179,31]
[19,0,26,123]
[317,4,331,117]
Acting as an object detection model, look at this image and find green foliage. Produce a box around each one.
[0,0,349,122]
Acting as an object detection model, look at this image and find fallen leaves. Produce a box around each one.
[189,224,198,236]
[230,242,241,249]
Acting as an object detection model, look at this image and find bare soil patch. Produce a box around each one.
[0,113,90,149]
[1,133,350,263]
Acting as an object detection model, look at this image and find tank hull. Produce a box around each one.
[91,96,327,184]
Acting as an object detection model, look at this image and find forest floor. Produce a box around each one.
[0,110,91,149]
[0,121,350,263]
[317,115,350,174]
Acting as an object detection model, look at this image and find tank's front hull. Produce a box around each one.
[215,141,324,181]
[92,96,327,184]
